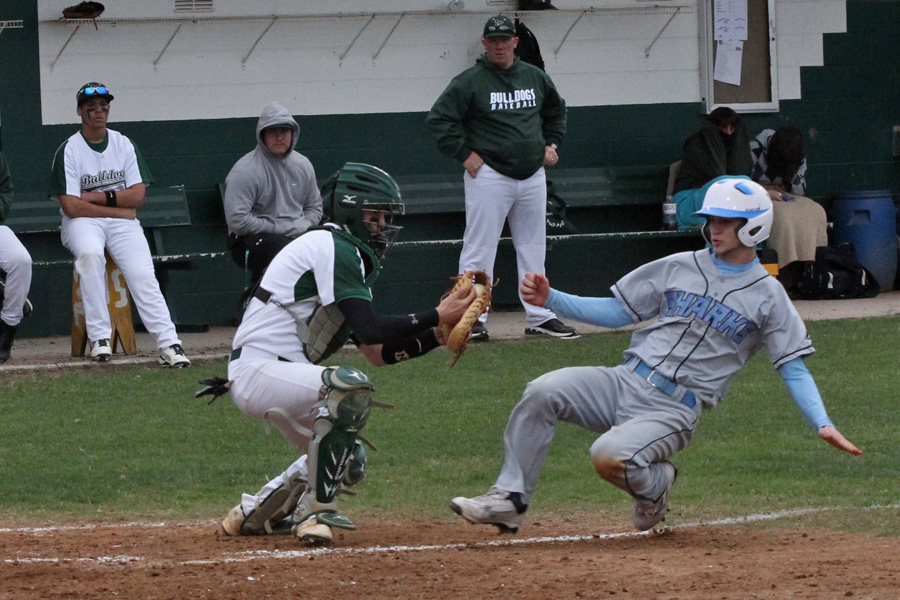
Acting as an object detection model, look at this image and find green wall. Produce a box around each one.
[3,0,900,337]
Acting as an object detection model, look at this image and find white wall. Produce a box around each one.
[37,0,846,124]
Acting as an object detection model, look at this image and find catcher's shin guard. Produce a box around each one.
[292,366,374,533]
[225,468,308,536]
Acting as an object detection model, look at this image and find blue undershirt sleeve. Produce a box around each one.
[778,357,833,429]
[544,289,636,329]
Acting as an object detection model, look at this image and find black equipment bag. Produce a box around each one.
[514,20,546,71]
[793,243,880,300]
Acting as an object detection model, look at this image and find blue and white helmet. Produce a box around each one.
[693,178,773,246]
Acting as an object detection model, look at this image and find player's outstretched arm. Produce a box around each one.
[818,425,863,455]
[520,272,551,307]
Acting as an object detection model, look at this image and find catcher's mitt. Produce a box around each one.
[442,270,493,367]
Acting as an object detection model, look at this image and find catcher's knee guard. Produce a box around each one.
[293,366,374,531]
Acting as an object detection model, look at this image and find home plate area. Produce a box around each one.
[2,506,899,599]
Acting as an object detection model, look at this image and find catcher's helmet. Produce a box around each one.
[320,163,404,261]
[693,178,773,246]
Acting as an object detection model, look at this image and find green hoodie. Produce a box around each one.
[427,55,566,180]
[0,152,12,223]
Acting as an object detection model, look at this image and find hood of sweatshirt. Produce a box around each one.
[475,54,521,75]
[255,102,301,159]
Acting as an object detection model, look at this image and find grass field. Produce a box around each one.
[1,316,898,535]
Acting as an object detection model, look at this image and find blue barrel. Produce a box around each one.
[832,190,898,291]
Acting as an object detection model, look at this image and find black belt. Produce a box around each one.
[252,287,272,303]
[229,347,291,362]
[628,358,697,409]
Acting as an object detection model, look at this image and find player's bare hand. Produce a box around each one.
[543,145,559,167]
[818,425,863,455]
[463,152,485,178]
[434,325,447,347]
[520,272,551,307]
[437,284,476,326]
[767,189,785,202]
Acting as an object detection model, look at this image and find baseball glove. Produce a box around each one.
[442,270,493,367]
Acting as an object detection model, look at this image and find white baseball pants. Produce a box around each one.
[0,225,33,326]
[228,351,328,513]
[61,216,180,349]
[460,164,556,327]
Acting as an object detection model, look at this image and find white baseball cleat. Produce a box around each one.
[632,460,677,531]
[90,339,112,362]
[450,487,526,534]
[293,515,333,545]
[159,344,191,368]
[220,505,245,536]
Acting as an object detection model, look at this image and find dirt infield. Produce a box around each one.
[2,514,898,599]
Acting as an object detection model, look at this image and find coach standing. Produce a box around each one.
[427,15,576,341]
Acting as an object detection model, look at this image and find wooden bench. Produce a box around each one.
[372,166,703,312]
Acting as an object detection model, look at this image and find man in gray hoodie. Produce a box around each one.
[224,102,323,290]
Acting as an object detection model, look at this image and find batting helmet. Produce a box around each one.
[320,163,404,261]
[693,178,773,246]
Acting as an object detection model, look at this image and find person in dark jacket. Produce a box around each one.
[427,15,576,341]
[672,107,752,229]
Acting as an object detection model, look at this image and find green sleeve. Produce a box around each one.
[49,140,69,196]
[426,75,474,163]
[0,152,12,222]
[332,237,373,302]
[540,75,567,148]
[131,140,155,186]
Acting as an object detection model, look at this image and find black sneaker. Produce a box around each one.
[471,321,489,341]
[525,318,579,339]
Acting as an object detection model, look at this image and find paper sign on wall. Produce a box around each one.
[714,0,748,41]
[714,40,744,85]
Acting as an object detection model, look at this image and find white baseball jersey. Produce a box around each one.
[613,249,814,407]
[232,226,380,364]
[51,129,150,200]
[50,129,181,350]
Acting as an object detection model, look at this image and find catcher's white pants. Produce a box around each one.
[495,365,701,504]
[460,165,556,327]
[61,216,180,349]
[0,225,32,326]
[228,351,327,515]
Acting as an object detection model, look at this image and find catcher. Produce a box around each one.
[199,163,476,545]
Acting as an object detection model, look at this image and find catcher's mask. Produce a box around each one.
[693,178,773,247]
[320,162,404,262]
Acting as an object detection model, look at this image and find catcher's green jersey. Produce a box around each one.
[232,225,380,363]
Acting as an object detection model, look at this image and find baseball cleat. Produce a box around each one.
[220,505,246,536]
[470,321,489,341]
[90,338,112,362]
[524,318,579,339]
[292,515,334,545]
[632,460,678,531]
[450,487,526,534]
[159,343,191,368]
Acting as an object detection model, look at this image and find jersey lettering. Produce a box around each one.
[489,88,537,111]
[664,290,759,344]
[81,169,126,192]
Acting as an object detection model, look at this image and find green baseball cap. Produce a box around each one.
[76,82,114,106]
[483,15,516,38]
